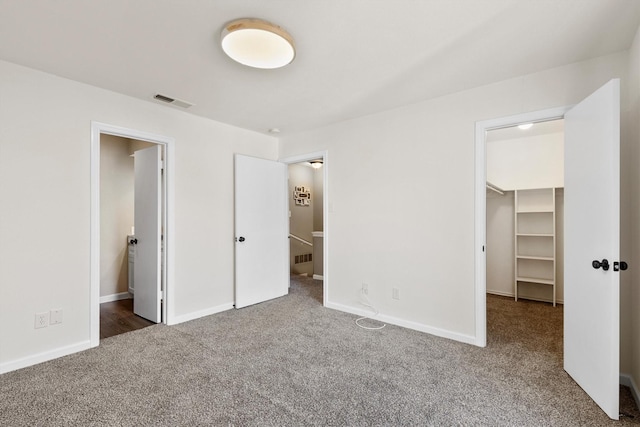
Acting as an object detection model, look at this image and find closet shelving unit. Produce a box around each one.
[514,188,556,306]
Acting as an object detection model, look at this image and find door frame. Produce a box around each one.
[474,106,569,347]
[279,151,329,306]
[90,121,175,347]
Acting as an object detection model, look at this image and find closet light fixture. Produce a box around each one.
[221,18,295,69]
[518,123,533,130]
[310,159,323,169]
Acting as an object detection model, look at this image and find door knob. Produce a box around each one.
[592,259,610,271]
[129,238,138,245]
[238,236,245,242]
[614,261,628,271]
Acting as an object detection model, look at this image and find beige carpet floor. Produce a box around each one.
[0,276,638,426]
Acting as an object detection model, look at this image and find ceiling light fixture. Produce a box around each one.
[518,123,533,130]
[309,159,323,169]
[221,18,295,69]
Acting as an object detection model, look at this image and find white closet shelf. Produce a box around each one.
[516,209,554,213]
[517,255,554,261]
[516,276,555,285]
[514,188,557,306]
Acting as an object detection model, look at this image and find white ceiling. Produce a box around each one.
[1,0,639,136]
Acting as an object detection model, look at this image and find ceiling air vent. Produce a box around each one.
[153,93,194,109]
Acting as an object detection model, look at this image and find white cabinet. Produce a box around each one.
[514,188,556,306]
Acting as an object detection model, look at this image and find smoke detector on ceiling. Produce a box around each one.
[153,93,194,109]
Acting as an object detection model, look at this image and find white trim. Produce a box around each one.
[167,302,234,325]
[475,107,569,348]
[620,373,640,410]
[99,292,132,303]
[279,150,329,308]
[325,302,476,345]
[486,290,564,305]
[91,122,175,348]
[0,341,91,374]
[313,274,324,280]
[486,290,514,298]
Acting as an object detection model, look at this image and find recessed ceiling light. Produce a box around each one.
[518,123,533,130]
[221,18,295,69]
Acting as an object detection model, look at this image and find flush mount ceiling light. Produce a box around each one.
[221,18,295,69]
[309,159,323,169]
[518,123,533,130]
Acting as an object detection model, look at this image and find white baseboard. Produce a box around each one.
[620,373,640,409]
[313,274,324,280]
[325,301,476,345]
[487,290,564,305]
[128,287,134,295]
[0,340,91,374]
[167,302,234,325]
[486,290,514,298]
[100,292,132,303]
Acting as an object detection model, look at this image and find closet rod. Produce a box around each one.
[486,181,505,195]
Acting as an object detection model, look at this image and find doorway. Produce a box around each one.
[280,151,328,306]
[98,134,158,339]
[485,119,564,306]
[90,122,175,347]
[288,159,324,281]
[474,106,568,347]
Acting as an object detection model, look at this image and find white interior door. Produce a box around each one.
[235,154,288,309]
[564,79,620,419]
[133,145,162,322]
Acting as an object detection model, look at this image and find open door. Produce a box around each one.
[564,79,620,419]
[133,145,162,323]
[235,154,288,309]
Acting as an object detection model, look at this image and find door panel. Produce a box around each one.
[235,154,288,309]
[564,79,620,419]
[133,145,162,323]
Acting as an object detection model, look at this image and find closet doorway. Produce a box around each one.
[475,79,623,420]
[485,119,565,307]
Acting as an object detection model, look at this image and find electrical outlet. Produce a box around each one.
[362,283,368,295]
[35,312,48,329]
[50,309,63,325]
[392,288,400,300]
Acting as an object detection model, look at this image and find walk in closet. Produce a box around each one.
[486,120,564,305]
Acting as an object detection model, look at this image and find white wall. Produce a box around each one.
[289,164,315,275]
[279,51,629,344]
[289,164,314,242]
[0,60,278,372]
[487,132,564,191]
[486,190,514,296]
